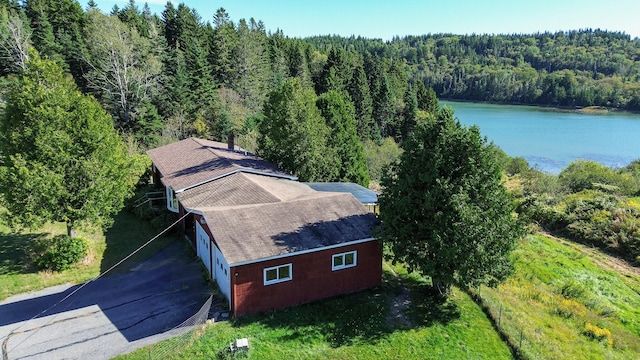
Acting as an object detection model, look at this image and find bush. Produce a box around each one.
[583,323,613,346]
[559,160,637,195]
[556,278,588,300]
[35,235,89,272]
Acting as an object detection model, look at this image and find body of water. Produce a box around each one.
[442,101,640,174]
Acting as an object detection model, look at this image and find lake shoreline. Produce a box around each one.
[443,100,640,174]
[441,98,640,116]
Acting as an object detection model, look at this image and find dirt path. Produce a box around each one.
[543,232,640,278]
[385,266,412,329]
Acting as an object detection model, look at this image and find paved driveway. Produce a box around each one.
[0,241,212,360]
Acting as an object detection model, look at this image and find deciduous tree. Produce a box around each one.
[0,53,145,237]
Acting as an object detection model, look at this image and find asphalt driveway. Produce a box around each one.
[0,240,212,360]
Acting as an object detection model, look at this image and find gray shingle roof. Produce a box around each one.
[147,138,377,265]
[200,192,378,265]
[146,138,295,191]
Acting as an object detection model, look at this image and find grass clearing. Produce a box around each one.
[474,234,640,359]
[119,262,513,360]
[0,209,176,301]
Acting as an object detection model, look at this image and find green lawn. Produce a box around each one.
[474,234,640,360]
[0,209,175,301]
[118,263,513,360]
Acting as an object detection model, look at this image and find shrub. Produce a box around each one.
[583,323,613,346]
[559,160,636,195]
[35,235,89,272]
[553,298,586,318]
[556,279,588,300]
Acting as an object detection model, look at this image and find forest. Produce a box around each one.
[2,0,640,167]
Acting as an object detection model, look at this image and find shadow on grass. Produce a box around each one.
[100,209,179,274]
[232,269,460,348]
[0,232,48,275]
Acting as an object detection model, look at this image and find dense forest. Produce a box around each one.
[1,0,640,181]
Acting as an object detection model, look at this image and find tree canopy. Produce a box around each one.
[377,106,524,294]
[0,53,145,236]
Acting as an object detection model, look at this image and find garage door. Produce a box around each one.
[196,221,213,280]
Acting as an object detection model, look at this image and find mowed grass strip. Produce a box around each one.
[118,263,513,360]
[475,234,640,360]
[0,209,175,301]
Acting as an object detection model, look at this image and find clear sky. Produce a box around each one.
[95,0,640,40]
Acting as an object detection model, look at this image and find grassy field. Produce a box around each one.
[4,206,639,359]
[118,262,513,360]
[474,234,640,360]
[0,209,176,301]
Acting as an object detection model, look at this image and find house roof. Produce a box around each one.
[146,138,295,192]
[147,138,378,266]
[199,191,378,266]
[177,172,314,209]
[304,182,379,205]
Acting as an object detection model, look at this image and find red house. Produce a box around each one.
[146,138,381,317]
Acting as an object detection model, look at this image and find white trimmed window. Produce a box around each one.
[332,251,357,271]
[264,264,292,285]
[166,186,179,213]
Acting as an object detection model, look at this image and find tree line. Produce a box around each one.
[3,1,638,166]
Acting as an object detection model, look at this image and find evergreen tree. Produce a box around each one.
[0,53,144,237]
[316,90,370,186]
[209,7,237,86]
[378,106,523,295]
[347,62,373,140]
[258,78,336,181]
[415,80,439,114]
[399,83,418,142]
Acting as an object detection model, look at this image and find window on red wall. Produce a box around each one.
[332,251,357,271]
[264,264,292,285]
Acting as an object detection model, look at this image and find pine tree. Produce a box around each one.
[258,78,337,181]
[347,63,373,140]
[317,90,370,186]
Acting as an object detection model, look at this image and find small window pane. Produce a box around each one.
[345,253,354,265]
[333,256,343,267]
[279,266,290,279]
[266,269,277,281]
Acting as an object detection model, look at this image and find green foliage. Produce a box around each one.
[378,105,524,294]
[363,138,402,182]
[118,271,512,360]
[307,30,640,111]
[258,77,337,181]
[0,53,143,235]
[521,160,640,260]
[34,235,88,272]
[316,90,370,186]
[559,160,637,195]
[476,234,640,359]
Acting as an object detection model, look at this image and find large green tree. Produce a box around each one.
[258,77,336,181]
[377,106,523,295]
[316,90,370,187]
[0,53,144,236]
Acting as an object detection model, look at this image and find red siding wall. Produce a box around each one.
[231,241,382,317]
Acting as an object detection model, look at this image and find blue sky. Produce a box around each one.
[95,0,640,40]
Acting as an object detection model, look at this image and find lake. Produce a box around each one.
[442,101,640,174]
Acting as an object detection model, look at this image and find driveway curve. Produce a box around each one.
[0,240,212,360]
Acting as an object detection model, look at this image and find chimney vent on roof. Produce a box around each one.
[227,133,235,150]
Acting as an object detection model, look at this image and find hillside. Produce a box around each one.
[476,234,640,359]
